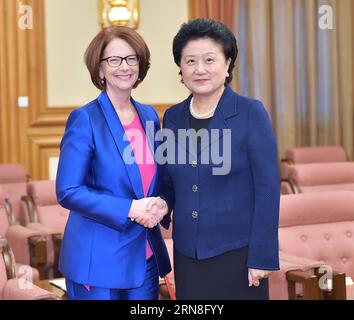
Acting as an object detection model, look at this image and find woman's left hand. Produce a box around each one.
[248,268,272,287]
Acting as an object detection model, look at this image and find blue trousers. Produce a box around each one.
[65,256,159,300]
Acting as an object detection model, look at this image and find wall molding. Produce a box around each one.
[0,0,173,179]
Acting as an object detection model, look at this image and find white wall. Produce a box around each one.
[133,0,189,103]
[45,0,101,106]
[45,0,189,107]
[49,156,59,180]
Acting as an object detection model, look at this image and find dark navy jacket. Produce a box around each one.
[160,86,280,270]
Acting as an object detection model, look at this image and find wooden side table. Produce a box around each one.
[34,278,66,300]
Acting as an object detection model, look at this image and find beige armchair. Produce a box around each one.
[271,192,354,299]
[0,238,57,300]
[280,146,349,194]
[0,186,47,280]
[21,180,69,278]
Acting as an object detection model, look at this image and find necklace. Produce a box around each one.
[189,97,217,119]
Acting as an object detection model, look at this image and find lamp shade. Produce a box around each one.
[99,0,139,29]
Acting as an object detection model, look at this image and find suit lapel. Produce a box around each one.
[172,86,238,161]
[171,96,198,161]
[97,91,144,199]
[199,86,238,156]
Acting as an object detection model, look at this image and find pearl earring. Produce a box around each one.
[226,72,230,78]
[100,78,105,84]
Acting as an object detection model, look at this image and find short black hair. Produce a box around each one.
[172,18,238,84]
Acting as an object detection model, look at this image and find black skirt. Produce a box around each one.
[174,246,269,300]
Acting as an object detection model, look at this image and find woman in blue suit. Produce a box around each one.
[56,26,170,300]
[158,18,280,300]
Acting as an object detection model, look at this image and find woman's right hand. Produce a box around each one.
[129,197,167,228]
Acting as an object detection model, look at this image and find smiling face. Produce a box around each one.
[99,37,139,94]
[180,38,231,97]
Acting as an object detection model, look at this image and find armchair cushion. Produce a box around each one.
[279,192,354,228]
[300,183,354,193]
[278,192,354,298]
[6,224,45,265]
[27,180,69,233]
[3,278,57,300]
[15,263,39,283]
[287,162,354,186]
[285,146,347,164]
[0,165,27,224]
[0,164,27,184]
[269,252,325,300]
[27,180,57,206]
[36,205,68,232]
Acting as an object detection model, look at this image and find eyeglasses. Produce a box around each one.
[101,55,139,67]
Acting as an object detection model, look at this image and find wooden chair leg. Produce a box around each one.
[303,276,322,300]
[28,236,47,280]
[52,234,63,278]
[286,270,322,300]
[332,273,347,300]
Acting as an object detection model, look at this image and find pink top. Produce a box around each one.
[123,112,155,260]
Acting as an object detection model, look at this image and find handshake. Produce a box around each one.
[129,197,168,228]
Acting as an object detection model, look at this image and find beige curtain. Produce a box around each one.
[189,0,235,29]
[233,0,354,159]
[189,0,354,160]
[188,0,239,90]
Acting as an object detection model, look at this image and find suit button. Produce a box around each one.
[192,211,198,219]
[192,185,198,192]
[191,161,197,168]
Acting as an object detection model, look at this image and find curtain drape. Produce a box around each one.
[189,0,354,160]
[234,0,353,159]
[189,0,235,29]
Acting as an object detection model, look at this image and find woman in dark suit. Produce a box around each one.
[158,18,280,300]
[56,26,170,300]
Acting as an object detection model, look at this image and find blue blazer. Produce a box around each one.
[160,86,280,270]
[56,91,171,289]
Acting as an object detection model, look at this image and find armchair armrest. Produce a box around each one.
[1,238,16,279]
[26,222,65,279]
[275,252,347,300]
[159,275,176,300]
[52,233,63,278]
[28,236,47,280]
[281,179,300,194]
[281,158,294,165]
[4,198,16,225]
[26,222,64,278]
[3,279,58,300]
[21,195,38,223]
[269,252,325,299]
[286,268,346,300]
[314,268,346,300]
[286,270,322,299]
[26,222,59,235]
[6,225,47,280]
